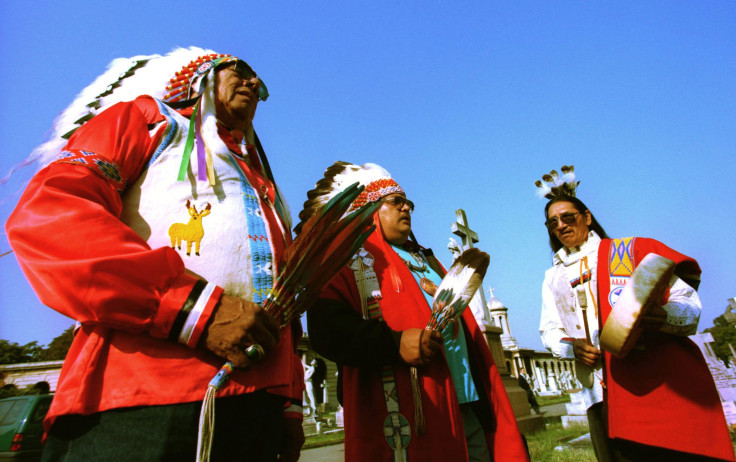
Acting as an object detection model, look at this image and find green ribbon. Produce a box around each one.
[177,99,200,181]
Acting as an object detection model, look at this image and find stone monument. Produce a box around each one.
[561,390,589,428]
[689,297,736,427]
[691,331,736,427]
[449,209,545,432]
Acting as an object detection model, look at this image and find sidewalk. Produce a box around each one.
[300,441,344,462]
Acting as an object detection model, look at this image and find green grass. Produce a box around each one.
[537,393,572,407]
[303,430,344,449]
[302,412,599,461]
[303,410,345,449]
[525,421,596,462]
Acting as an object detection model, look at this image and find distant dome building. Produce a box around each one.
[482,286,580,399]
[487,288,518,350]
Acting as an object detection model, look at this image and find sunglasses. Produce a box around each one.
[545,212,582,230]
[383,196,415,214]
[228,60,269,101]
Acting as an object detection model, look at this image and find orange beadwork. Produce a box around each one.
[164,53,235,102]
[350,179,403,211]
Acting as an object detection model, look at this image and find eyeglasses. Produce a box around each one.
[383,196,415,214]
[545,212,582,230]
[229,60,269,101]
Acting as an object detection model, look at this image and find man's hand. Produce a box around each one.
[277,417,305,462]
[200,295,280,368]
[399,328,443,367]
[573,339,601,367]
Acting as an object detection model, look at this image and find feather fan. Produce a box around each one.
[411,247,489,436]
[426,248,490,332]
[197,182,379,462]
[263,181,380,327]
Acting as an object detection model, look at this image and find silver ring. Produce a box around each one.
[244,344,265,362]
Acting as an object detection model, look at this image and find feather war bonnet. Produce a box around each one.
[25,47,267,185]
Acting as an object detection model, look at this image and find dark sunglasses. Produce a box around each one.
[383,196,415,214]
[545,212,582,230]
[228,60,269,101]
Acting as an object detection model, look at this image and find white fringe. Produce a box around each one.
[196,385,217,462]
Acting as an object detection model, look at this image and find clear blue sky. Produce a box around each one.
[1,1,734,352]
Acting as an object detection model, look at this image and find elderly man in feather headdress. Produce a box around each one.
[300,162,529,462]
[6,47,304,461]
[537,166,733,462]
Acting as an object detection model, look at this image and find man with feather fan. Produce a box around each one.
[301,161,529,462]
[6,47,304,461]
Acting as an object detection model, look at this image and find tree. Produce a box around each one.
[38,325,75,361]
[0,340,42,364]
[0,324,75,365]
[704,315,736,367]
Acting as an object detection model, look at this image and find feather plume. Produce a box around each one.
[29,47,216,170]
[295,161,356,233]
[197,183,378,462]
[560,165,576,184]
[263,182,380,327]
[426,248,490,332]
[534,164,579,199]
[548,170,561,186]
[534,179,551,199]
[294,161,399,234]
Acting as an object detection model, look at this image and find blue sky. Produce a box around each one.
[0,1,734,352]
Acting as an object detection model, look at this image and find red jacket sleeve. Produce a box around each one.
[5,97,218,345]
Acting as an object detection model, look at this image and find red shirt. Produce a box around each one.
[320,230,529,461]
[598,237,733,461]
[6,96,302,427]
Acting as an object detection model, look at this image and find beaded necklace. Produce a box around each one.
[401,250,438,296]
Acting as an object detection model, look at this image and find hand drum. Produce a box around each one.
[599,253,675,358]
